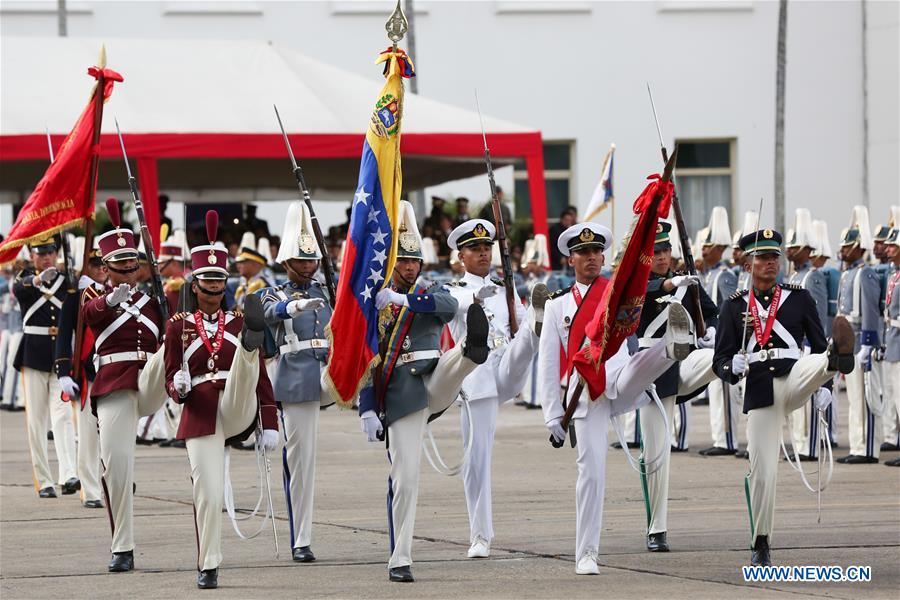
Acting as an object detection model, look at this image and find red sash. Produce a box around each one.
[748,286,782,348]
[565,278,608,389]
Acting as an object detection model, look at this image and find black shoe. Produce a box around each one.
[108,550,134,572]
[292,546,316,563]
[647,532,669,552]
[463,304,489,365]
[611,441,623,449]
[135,436,155,445]
[83,499,104,509]
[61,477,81,495]
[197,568,218,589]
[836,454,878,464]
[171,439,186,449]
[735,450,750,459]
[699,446,737,456]
[880,442,900,452]
[884,457,900,467]
[525,403,541,410]
[389,565,415,582]
[47,431,54,441]
[158,438,174,447]
[671,446,689,453]
[38,486,57,498]
[241,294,266,352]
[750,536,771,566]
[828,317,855,374]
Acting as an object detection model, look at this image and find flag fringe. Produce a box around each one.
[0,215,91,266]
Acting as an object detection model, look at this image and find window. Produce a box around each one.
[674,139,736,233]
[513,141,574,224]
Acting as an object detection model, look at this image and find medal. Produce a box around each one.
[194,309,226,370]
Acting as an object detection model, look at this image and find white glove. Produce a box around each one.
[697,326,716,349]
[58,375,80,398]
[375,288,407,310]
[856,345,873,366]
[286,297,326,316]
[813,387,833,410]
[731,353,748,376]
[35,267,58,286]
[670,275,700,288]
[106,283,132,307]
[547,417,566,445]
[360,410,383,442]
[173,369,192,397]
[260,429,279,452]
[475,284,498,301]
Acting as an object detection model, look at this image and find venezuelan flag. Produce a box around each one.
[324,48,415,407]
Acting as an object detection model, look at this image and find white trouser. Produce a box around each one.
[2,332,23,407]
[574,397,610,563]
[460,396,498,543]
[886,361,900,444]
[0,331,8,397]
[75,385,102,503]
[621,411,641,446]
[494,328,540,401]
[672,401,689,450]
[876,360,899,444]
[846,355,882,459]
[427,342,480,416]
[708,378,741,451]
[280,401,319,550]
[746,354,832,541]
[639,348,716,534]
[21,367,76,489]
[387,408,428,569]
[519,354,541,407]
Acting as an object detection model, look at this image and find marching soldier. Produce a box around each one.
[699,207,740,456]
[637,222,719,552]
[538,221,694,575]
[54,239,106,508]
[835,206,883,464]
[357,202,490,582]
[82,199,169,572]
[445,218,549,559]
[873,208,900,452]
[712,228,855,566]
[12,235,79,498]
[882,226,900,466]
[235,232,274,309]
[165,211,277,589]
[520,235,557,410]
[784,210,831,461]
[260,202,332,564]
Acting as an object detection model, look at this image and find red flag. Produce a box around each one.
[0,66,122,264]
[572,174,674,399]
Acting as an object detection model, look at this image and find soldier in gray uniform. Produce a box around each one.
[261,201,332,562]
[357,201,489,582]
[881,227,900,466]
[872,212,899,452]
[836,206,883,464]
[699,207,740,455]
[785,209,831,460]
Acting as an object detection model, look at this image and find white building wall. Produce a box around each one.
[1,0,896,242]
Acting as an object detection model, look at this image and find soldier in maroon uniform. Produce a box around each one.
[165,211,276,590]
[82,199,168,573]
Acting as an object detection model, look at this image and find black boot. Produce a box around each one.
[241,294,266,352]
[828,317,855,374]
[646,532,669,552]
[462,304,489,365]
[750,536,771,566]
[61,477,81,495]
[389,565,415,582]
[197,568,218,589]
[108,550,134,572]
[292,546,316,562]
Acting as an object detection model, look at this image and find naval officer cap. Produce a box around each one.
[557,222,613,257]
[739,228,783,256]
[448,219,496,250]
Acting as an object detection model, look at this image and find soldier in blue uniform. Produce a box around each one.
[699,207,740,456]
[12,235,79,498]
[357,201,490,582]
[785,210,831,461]
[636,222,719,552]
[261,202,332,563]
[713,228,855,566]
[881,226,900,466]
[836,207,884,464]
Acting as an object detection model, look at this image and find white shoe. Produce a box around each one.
[576,551,599,575]
[467,537,491,558]
[664,301,693,360]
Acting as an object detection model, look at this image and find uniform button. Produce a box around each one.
[767,343,773,348]
[411,368,417,374]
[769,367,775,371]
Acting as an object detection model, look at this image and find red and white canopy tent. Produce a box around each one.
[0,37,548,250]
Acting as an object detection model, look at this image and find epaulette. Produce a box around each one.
[729,289,749,301]
[447,281,467,287]
[164,277,185,293]
[780,283,803,291]
[232,307,243,317]
[81,286,102,301]
[490,276,504,286]
[549,286,572,300]
[14,268,33,282]
[168,311,189,323]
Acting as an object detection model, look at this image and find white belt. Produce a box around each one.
[838,313,860,324]
[279,338,329,355]
[747,348,801,364]
[887,317,900,329]
[95,350,149,368]
[489,336,508,350]
[24,325,58,336]
[191,370,229,387]
[397,350,441,364]
[638,337,660,349]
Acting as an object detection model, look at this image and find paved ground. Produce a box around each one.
[1,391,898,599]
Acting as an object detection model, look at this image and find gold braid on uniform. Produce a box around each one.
[780,283,804,291]
[729,289,749,301]
[549,286,573,300]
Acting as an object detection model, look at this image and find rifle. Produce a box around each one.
[646,84,705,338]
[114,119,170,322]
[273,105,338,308]
[474,91,518,337]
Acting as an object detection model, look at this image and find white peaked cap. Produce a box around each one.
[811,220,833,258]
[787,208,814,248]
[741,211,760,237]
[257,237,272,264]
[72,236,85,272]
[396,200,425,260]
[890,205,900,228]
[491,241,502,267]
[704,206,732,246]
[277,201,322,262]
[732,230,742,249]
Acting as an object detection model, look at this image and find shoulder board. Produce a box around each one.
[80,286,102,301]
[168,312,189,323]
[780,283,803,291]
[14,269,33,282]
[550,286,573,300]
[446,281,467,287]
[729,289,749,301]
[490,276,504,286]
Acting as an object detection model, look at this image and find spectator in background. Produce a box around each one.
[245,204,270,238]
[425,196,448,231]
[548,206,578,271]
[158,194,173,232]
[454,197,471,227]
[478,186,513,236]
